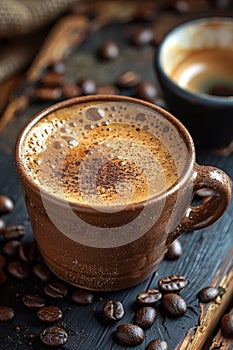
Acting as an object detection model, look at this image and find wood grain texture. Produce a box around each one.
[0,2,232,349]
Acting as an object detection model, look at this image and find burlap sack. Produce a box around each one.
[0,0,79,83]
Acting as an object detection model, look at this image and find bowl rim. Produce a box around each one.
[156,16,233,105]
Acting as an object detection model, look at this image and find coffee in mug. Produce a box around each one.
[15,95,231,291]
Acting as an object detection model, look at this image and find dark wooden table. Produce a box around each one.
[0,2,232,349]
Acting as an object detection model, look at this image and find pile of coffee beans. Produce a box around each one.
[112,273,188,347]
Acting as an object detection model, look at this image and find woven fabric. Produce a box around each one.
[0,0,79,83]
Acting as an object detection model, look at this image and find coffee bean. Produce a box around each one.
[117,70,142,88]
[115,324,145,346]
[62,84,82,98]
[7,261,30,280]
[44,281,68,299]
[33,262,53,282]
[70,288,94,305]
[22,294,46,308]
[130,27,154,45]
[158,274,187,292]
[0,254,6,268]
[136,288,162,306]
[0,268,7,285]
[103,300,124,321]
[35,87,63,100]
[136,81,158,102]
[0,218,5,230]
[99,40,119,60]
[2,240,20,257]
[40,326,68,347]
[214,0,231,10]
[221,312,233,337]
[134,4,157,21]
[79,78,96,95]
[146,339,168,350]
[19,241,37,263]
[1,224,26,240]
[0,195,14,214]
[198,286,219,303]
[96,85,119,95]
[134,306,156,329]
[0,306,15,322]
[166,239,182,260]
[162,293,187,317]
[41,71,64,87]
[49,62,66,74]
[37,306,63,323]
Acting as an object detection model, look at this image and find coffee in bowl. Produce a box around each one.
[156,17,233,148]
[15,95,231,291]
[170,47,233,97]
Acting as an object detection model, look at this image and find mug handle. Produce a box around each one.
[167,163,232,245]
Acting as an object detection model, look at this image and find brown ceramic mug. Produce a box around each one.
[15,95,231,291]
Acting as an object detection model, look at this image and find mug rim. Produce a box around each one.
[156,16,233,106]
[15,94,195,212]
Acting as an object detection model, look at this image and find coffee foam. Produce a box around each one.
[21,100,189,206]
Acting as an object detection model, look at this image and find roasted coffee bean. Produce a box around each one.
[44,281,68,299]
[0,306,15,322]
[0,195,14,214]
[62,84,82,98]
[41,71,64,87]
[33,262,53,282]
[70,288,94,305]
[22,294,46,308]
[117,70,142,88]
[19,241,37,263]
[2,240,20,257]
[134,306,156,329]
[198,286,219,303]
[166,239,182,260]
[49,61,66,74]
[115,324,145,346]
[158,274,187,292]
[221,312,233,337]
[103,300,124,321]
[79,78,96,95]
[40,326,68,347]
[214,0,231,10]
[37,306,63,323]
[1,224,25,240]
[7,261,30,280]
[146,339,168,350]
[0,268,7,285]
[96,85,119,95]
[35,87,63,100]
[136,288,162,306]
[0,218,5,230]
[0,254,6,268]
[99,40,119,60]
[136,81,158,102]
[134,3,157,21]
[130,27,154,45]
[162,293,187,317]
[170,0,189,14]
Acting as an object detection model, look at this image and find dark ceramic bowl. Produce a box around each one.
[156,17,233,149]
